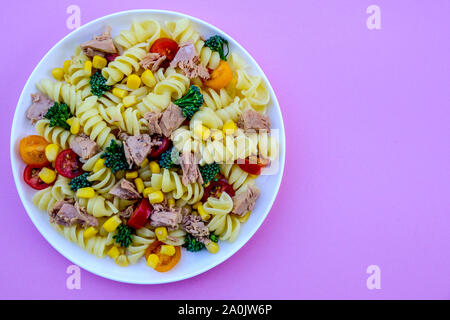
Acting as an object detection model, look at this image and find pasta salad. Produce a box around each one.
[18,17,278,272]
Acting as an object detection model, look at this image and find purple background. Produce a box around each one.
[1,0,449,299]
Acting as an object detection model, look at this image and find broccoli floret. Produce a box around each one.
[100,140,129,173]
[183,234,219,252]
[174,85,203,119]
[44,102,72,130]
[159,147,180,169]
[69,172,92,191]
[90,71,111,97]
[199,163,220,185]
[113,224,133,248]
[204,35,229,61]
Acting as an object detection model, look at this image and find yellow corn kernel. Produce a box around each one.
[112,87,128,99]
[92,55,107,69]
[223,120,237,135]
[194,124,210,140]
[134,178,144,194]
[127,74,141,90]
[70,117,80,135]
[140,158,149,168]
[84,60,92,76]
[141,70,156,88]
[45,144,60,162]
[125,171,138,179]
[107,246,120,259]
[160,245,176,256]
[103,215,122,233]
[76,187,95,199]
[66,118,73,126]
[147,254,160,269]
[238,211,251,223]
[192,202,202,210]
[63,60,71,74]
[168,198,175,207]
[51,68,64,81]
[123,95,137,107]
[38,167,57,184]
[149,161,160,174]
[148,191,164,204]
[143,187,156,198]
[93,158,105,172]
[83,227,98,239]
[206,242,219,254]
[155,227,168,241]
[197,204,211,221]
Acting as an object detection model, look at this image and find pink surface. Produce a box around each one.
[2,0,449,299]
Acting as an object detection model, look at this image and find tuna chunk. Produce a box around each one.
[70,134,99,160]
[150,203,183,230]
[122,134,152,168]
[80,26,117,58]
[180,152,203,185]
[144,103,185,137]
[182,214,210,238]
[170,42,210,80]
[49,200,98,227]
[231,185,260,216]
[237,109,271,132]
[140,52,167,72]
[109,178,141,200]
[26,92,54,124]
[119,204,135,219]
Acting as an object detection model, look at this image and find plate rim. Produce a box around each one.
[9,9,286,284]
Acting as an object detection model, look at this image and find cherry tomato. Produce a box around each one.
[145,241,181,272]
[23,165,53,190]
[19,135,49,166]
[150,38,179,64]
[149,136,170,159]
[54,149,83,179]
[204,60,233,90]
[237,156,270,176]
[127,198,152,229]
[202,177,235,202]
[105,53,119,62]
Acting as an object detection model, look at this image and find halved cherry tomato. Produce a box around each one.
[149,135,170,159]
[202,177,235,202]
[204,60,233,90]
[145,241,181,272]
[150,38,179,65]
[19,135,49,166]
[55,149,83,179]
[127,198,152,229]
[237,156,270,176]
[23,164,53,190]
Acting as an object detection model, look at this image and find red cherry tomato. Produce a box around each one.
[105,53,119,62]
[150,38,179,64]
[237,157,270,176]
[127,198,153,229]
[202,178,235,202]
[149,136,170,159]
[23,164,53,190]
[55,149,84,179]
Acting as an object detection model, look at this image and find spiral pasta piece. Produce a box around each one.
[204,192,240,242]
[76,194,118,217]
[202,87,234,111]
[163,228,186,246]
[102,43,148,85]
[235,70,270,111]
[126,225,156,264]
[35,119,74,149]
[65,49,92,95]
[220,164,255,193]
[36,79,87,113]
[114,20,161,49]
[75,96,115,149]
[51,175,75,200]
[82,153,116,194]
[32,186,58,212]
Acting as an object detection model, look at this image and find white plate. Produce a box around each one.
[10,9,285,284]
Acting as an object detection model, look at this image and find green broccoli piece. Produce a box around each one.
[69,172,92,191]
[159,147,180,169]
[44,102,72,130]
[113,224,133,248]
[199,163,220,185]
[100,140,129,173]
[204,35,229,61]
[183,233,219,252]
[90,71,111,97]
[173,85,203,119]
